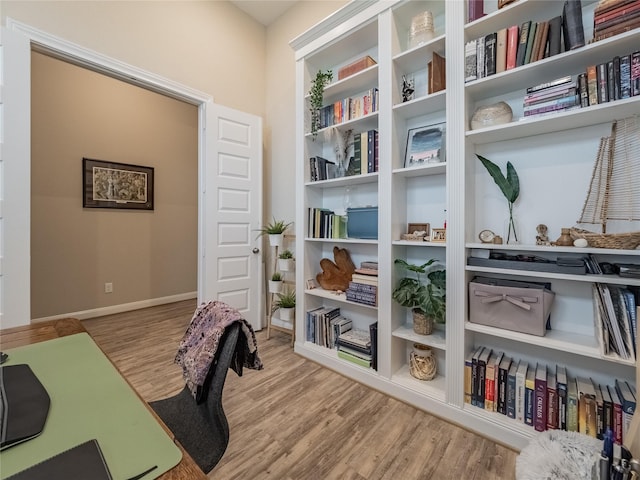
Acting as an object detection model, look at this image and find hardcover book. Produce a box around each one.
[506,362,518,419]
[525,368,535,426]
[601,383,614,435]
[523,21,538,65]
[562,0,586,51]
[546,371,558,430]
[516,20,531,67]
[578,73,589,107]
[497,355,512,415]
[547,16,562,56]
[577,376,598,437]
[464,351,474,404]
[597,62,609,103]
[506,25,519,70]
[485,352,498,411]
[484,33,497,77]
[556,365,568,430]
[587,65,599,105]
[476,36,485,79]
[468,0,485,22]
[592,379,605,439]
[515,361,528,422]
[496,28,507,73]
[465,39,478,82]
[534,363,548,432]
[477,347,492,409]
[632,51,640,96]
[429,52,446,94]
[471,346,484,406]
[567,378,579,432]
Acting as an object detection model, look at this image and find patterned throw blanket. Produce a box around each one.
[174,301,263,400]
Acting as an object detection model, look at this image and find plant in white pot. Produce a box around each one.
[275,289,296,321]
[278,249,295,271]
[392,258,446,335]
[255,217,292,248]
[268,272,284,294]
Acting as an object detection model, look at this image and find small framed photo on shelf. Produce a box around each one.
[430,228,446,243]
[404,122,445,168]
[306,278,318,290]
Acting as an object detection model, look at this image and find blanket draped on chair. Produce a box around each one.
[175,301,263,401]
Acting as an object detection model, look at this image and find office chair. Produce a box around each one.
[150,322,240,474]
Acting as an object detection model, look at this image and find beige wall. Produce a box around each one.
[30,51,198,318]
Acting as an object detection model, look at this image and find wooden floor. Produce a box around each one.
[83,300,517,480]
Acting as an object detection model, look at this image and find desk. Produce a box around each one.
[0,319,206,480]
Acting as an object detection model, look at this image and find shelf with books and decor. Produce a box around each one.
[461,0,638,445]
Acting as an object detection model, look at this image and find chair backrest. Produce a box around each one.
[200,322,241,406]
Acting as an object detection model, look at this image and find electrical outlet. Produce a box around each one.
[104,282,113,294]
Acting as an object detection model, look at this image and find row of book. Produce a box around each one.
[305,305,347,347]
[346,265,378,307]
[593,0,640,42]
[593,283,638,362]
[309,156,336,182]
[465,348,637,444]
[317,88,379,130]
[581,50,640,107]
[349,129,379,176]
[307,208,347,239]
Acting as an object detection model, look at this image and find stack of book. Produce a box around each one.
[346,264,378,306]
[593,0,640,42]
[306,306,352,348]
[464,347,638,443]
[522,76,579,118]
[336,328,373,368]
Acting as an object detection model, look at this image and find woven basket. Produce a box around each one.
[570,228,640,250]
[412,310,433,335]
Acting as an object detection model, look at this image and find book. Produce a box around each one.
[609,384,624,443]
[523,21,538,65]
[492,352,503,413]
[632,51,640,96]
[578,73,589,107]
[547,16,562,56]
[592,379,605,438]
[506,25,519,70]
[594,17,640,41]
[496,28,507,73]
[595,0,638,16]
[534,20,549,61]
[595,1,640,27]
[471,346,484,406]
[429,52,446,93]
[468,0,485,22]
[534,363,548,432]
[556,365,568,430]
[465,39,478,82]
[524,368,535,426]
[464,351,474,404]
[562,0,585,51]
[587,65,599,106]
[607,60,616,102]
[485,352,498,411]
[601,383,614,436]
[484,32,497,77]
[615,379,637,440]
[526,75,573,94]
[577,376,598,437]
[567,378,579,432]
[515,361,528,422]
[338,349,371,368]
[369,321,378,371]
[477,347,492,409]
[476,35,485,79]
[337,328,371,349]
[367,129,376,174]
[546,370,558,429]
[516,20,531,67]
[497,355,511,415]
[506,361,518,419]
[597,62,609,103]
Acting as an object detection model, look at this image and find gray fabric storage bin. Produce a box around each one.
[468,276,555,336]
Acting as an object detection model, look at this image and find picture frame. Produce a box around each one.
[83,158,154,210]
[306,278,318,290]
[430,228,447,243]
[404,122,446,168]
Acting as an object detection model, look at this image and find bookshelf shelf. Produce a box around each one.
[321,65,379,101]
[304,111,379,139]
[294,0,638,450]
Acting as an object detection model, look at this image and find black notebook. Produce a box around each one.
[6,439,113,480]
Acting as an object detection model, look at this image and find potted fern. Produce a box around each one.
[278,249,295,271]
[269,272,283,294]
[275,289,296,321]
[255,217,292,247]
[392,258,446,335]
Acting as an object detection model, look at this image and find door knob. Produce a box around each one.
[252,248,260,254]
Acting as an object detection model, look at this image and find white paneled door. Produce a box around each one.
[203,103,263,331]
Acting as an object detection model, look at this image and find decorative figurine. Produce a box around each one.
[536,224,551,246]
[402,75,415,102]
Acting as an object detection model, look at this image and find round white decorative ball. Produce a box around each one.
[470,101,513,130]
[573,238,588,247]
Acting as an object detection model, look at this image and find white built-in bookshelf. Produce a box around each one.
[291,0,639,449]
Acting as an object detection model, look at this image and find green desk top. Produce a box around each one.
[0,333,182,479]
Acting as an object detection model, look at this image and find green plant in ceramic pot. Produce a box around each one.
[392,258,446,335]
[278,249,295,271]
[275,289,296,321]
[309,69,333,139]
[255,217,292,247]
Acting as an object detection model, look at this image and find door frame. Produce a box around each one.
[4,18,217,325]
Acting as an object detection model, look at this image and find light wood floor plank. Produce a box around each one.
[83,300,517,480]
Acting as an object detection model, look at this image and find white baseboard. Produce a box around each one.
[32,292,197,323]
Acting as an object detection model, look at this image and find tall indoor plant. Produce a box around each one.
[476,154,520,244]
[392,259,446,335]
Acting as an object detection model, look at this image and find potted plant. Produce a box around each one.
[268,272,283,294]
[392,258,446,335]
[255,217,292,247]
[309,69,333,140]
[278,249,295,271]
[275,289,296,321]
[476,154,520,244]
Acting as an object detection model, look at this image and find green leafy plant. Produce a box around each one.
[255,217,292,238]
[278,249,294,260]
[392,259,446,323]
[476,154,520,243]
[275,290,296,309]
[309,70,333,139]
[271,272,282,282]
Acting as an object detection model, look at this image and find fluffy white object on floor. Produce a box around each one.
[516,430,602,480]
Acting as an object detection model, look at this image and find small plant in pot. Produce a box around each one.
[255,217,292,247]
[392,258,446,335]
[269,272,283,294]
[278,249,295,271]
[275,289,296,321]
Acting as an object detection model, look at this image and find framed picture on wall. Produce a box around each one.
[83,158,154,210]
[404,122,446,168]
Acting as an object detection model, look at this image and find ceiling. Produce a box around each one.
[229,1,298,26]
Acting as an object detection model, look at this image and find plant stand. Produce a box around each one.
[266,234,295,346]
